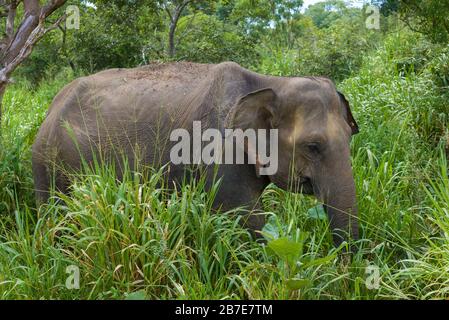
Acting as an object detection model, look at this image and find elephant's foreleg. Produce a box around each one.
[206,164,270,239]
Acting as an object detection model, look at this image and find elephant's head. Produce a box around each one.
[228,78,359,246]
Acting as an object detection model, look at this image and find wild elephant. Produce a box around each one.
[32,61,360,246]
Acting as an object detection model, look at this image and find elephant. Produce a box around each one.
[32,61,360,246]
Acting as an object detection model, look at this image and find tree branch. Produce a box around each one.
[2,0,66,65]
[5,1,18,39]
[0,0,67,126]
[164,4,173,23]
[23,0,39,15]
[41,0,66,19]
[0,13,66,82]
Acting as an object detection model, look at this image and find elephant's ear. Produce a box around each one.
[226,88,278,177]
[338,91,359,135]
[226,88,279,130]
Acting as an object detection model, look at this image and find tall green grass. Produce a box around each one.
[0,30,448,299]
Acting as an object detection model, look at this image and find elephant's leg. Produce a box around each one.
[206,164,270,239]
[32,159,51,204]
[32,154,72,205]
[33,166,71,205]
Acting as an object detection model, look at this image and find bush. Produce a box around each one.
[174,13,258,67]
[256,14,382,81]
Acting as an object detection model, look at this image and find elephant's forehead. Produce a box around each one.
[326,113,348,139]
[285,112,305,143]
[285,110,344,144]
[282,77,337,103]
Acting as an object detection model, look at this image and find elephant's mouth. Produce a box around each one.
[299,176,314,195]
[270,174,314,195]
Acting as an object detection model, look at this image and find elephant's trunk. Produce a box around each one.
[313,157,359,247]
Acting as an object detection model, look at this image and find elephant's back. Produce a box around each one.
[40,62,214,134]
[33,62,217,166]
[89,62,213,95]
[46,62,211,114]
[94,61,212,82]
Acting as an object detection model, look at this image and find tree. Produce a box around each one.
[161,0,192,58]
[175,12,258,65]
[373,0,449,43]
[0,0,67,126]
[65,1,162,72]
[371,0,398,16]
[398,0,449,43]
[227,0,303,33]
[304,0,348,28]
[157,0,216,58]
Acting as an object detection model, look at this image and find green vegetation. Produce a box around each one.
[0,0,448,299]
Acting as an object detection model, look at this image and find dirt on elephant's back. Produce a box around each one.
[122,61,212,82]
[83,62,214,101]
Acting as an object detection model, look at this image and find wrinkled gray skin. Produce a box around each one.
[32,62,359,246]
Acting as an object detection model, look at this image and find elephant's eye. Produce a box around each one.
[306,142,321,155]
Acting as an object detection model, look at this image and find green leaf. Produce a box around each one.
[285,278,312,290]
[125,290,146,300]
[261,215,284,240]
[300,252,337,270]
[267,237,302,264]
[307,204,327,220]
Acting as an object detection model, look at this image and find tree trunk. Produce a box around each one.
[168,21,176,57]
[0,0,67,135]
[59,23,76,72]
[166,1,191,58]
